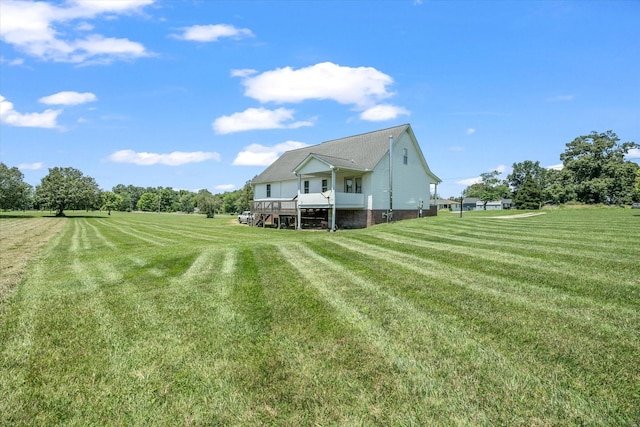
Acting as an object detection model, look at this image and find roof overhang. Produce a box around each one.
[293,153,368,176]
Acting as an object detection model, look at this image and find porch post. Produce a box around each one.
[296,173,302,229]
[331,167,336,231]
[433,183,438,206]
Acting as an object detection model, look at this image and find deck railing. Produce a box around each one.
[251,200,297,215]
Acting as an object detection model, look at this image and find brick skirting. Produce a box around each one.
[335,206,437,229]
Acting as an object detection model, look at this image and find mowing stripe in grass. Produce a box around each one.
[95,219,170,246]
[3,210,638,425]
[0,218,67,308]
[369,230,639,306]
[0,224,77,423]
[392,223,640,265]
[278,242,582,424]
[433,214,640,247]
[278,244,448,418]
[133,221,244,244]
[85,220,117,249]
[330,234,638,343]
[253,245,393,424]
[319,236,637,423]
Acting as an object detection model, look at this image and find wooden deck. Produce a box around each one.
[251,200,297,215]
[251,200,297,228]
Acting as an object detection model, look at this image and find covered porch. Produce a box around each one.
[293,153,369,230]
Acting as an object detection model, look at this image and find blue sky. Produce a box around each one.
[1,0,639,198]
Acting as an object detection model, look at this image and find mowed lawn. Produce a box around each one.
[1,209,638,426]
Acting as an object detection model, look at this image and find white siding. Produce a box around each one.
[393,133,433,209]
[253,180,298,200]
[298,157,331,175]
[369,132,433,210]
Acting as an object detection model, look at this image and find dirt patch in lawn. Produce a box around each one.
[487,212,547,219]
[0,218,66,309]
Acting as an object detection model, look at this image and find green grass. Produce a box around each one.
[1,209,639,425]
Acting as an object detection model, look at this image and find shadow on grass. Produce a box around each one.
[0,212,109,219]
[42,215,110,219]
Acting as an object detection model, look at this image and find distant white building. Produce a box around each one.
[436,199,461,211]
[478,199,513,210]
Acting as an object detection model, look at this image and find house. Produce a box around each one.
[462,197,480,211]
[476,198,513,210]
[462,197,513,211]
[436,198,461,211]
[251,124,442,229]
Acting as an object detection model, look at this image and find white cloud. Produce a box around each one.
[221,62,407,130]
[455,165,509,187]
[456,177,481,186]
[74,35,147,60]
[547,95,574,102]
[173,24,254,42]
[238,62,395,108]
[67,0,155,14]
[17,162,43,170]
[359,104,410,122]
[0,56,24,66]
[107,149,221,166]
[466,128,476,135]
[39,91,97,105]
[231,68,257,78]
[0,0,153,64]
[213,107,314,134]
[0,94,61,128]
[626,148,640,159]
[233,140,308,166]
[76,22,94,32]
[494,164,509,174]
[215,184,236,191]
[546,163,564,170]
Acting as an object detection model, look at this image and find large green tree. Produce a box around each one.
[542,168,576,205]
[101,191,123,215]
[463,170,511,209]
[178,190,196,213]
[196,189,217,218]
[0,163,32,210]
[234,179,254,213]
[560,131,639,205]
[220,191,239,214]
[137,192,158,212]
[36,167,100,216]
[158,187,179,212]
[507,160,547,197]
[513,176,543,209]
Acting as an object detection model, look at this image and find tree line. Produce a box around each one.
[2,130,638,215]
[459,131,639,209]
[0,164,254,217]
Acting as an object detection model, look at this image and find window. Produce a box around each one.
[345,178,353,193]
[304,180,309,194]
[403,148,408,165]
[266,184,271,198]
[322,179,328,192]
[345,177,362,193]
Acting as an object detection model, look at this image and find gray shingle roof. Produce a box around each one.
[253,124,410,184]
